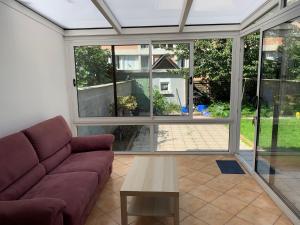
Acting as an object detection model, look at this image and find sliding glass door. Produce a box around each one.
[239,32,260,168]
[255,17,300,217]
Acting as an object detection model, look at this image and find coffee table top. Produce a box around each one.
[120,156,178,196]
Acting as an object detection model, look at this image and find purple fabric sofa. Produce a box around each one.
[0,116,114,225]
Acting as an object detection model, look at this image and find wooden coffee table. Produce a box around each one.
[120,156,179,225]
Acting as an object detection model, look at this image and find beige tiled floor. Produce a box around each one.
[85,155,294,225]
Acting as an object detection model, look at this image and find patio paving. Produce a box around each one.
[131,124,252,151]
[155,124,230,151]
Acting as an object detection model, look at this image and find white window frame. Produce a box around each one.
[65,32,239,154]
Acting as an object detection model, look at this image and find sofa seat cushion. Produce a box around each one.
[50,151,114,183]
[21,172,98,225]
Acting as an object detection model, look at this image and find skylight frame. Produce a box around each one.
[15,0,275,35]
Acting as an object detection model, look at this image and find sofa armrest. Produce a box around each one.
[71,134,115,153]
[0,198,66,225]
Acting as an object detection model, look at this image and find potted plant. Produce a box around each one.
[110,95,138,116]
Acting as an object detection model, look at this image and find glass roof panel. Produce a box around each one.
[103,0,185,27]
[18,0,111,29]
[187,0,267,25]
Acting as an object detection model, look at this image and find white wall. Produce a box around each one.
[0,1,70,137]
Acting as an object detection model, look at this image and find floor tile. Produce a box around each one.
[205,177,237,193]
[237,205,280,225]
[274,215,294,225]
[180,193,206,213]
[186,172,214,185]
[250,194,282,216]
[235,177,263,193]
[225,217,253,225]
[181,215,208,225]
[194,204,233,225]
[211,194,248,214]
[179,177,199,192]
[189,185,223,202]
[226,187,260,203]
[200,164,222,176]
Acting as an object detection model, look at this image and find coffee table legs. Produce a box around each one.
[120,194,179,225]
[174,196,179,225]
[120,194,128,225]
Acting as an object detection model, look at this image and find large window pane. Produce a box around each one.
[193,39,232,119]
[115,45,150,116]
[152,43,190,116]
[256,17,300,217]
[74,45,150,117]
[77,125,151,152]
[239,32,260,167]
[75,45,113,117]
[153,124,229,151]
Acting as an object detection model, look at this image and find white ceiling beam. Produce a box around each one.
[91,0,122,34]
[64,25,240,37]
[240,0,278,30]
[178,0,194,32]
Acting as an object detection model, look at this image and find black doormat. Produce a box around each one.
[216,160,245,174]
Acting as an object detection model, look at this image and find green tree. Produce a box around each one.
[74,46,112,87]
[242,32,260,108]
[174,36,261,106]
[243,32,260,79]
[194,39,233,102]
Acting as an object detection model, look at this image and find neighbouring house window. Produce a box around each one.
[141,55,149,70]
[158,78,172,94]
[160,82,169,92]
[117,55,140,70]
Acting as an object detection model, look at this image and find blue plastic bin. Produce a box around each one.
[181,106,188,113]
[197,104,208,112]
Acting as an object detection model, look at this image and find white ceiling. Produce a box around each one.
[18,0,267,29]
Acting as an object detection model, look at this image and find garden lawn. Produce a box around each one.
[240,117,300,151]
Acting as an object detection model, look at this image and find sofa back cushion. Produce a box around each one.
[0,132,44,199]
[24,116,72,162]
[24,116,72,172]
[42,144,72,172]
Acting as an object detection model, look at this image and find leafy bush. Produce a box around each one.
[260,104,273,117]
[208,102,230,118]
[110,95,138,116]
[241,105,256,117]
[241,104,274,117]
[153,89,181,115]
